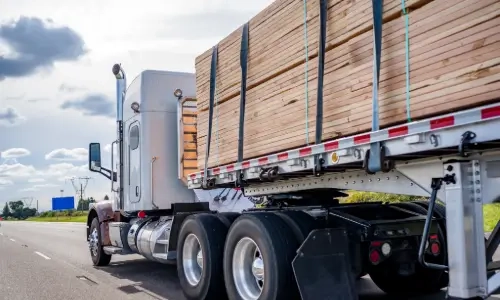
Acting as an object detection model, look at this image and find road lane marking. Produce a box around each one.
[0,233,3,236]
[9,238,15,242]
[34,251,51,260]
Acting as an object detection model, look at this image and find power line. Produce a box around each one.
[69,177,91,210]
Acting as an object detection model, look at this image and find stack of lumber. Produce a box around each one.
[195,0,500,169]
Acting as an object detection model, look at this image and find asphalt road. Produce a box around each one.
[0,221,498,300]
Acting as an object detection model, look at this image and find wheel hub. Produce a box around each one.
[196,250,203,268]
[251,257,264,281]
[233,237,265,300]
[88,228,99,256]
[183,234,203,286]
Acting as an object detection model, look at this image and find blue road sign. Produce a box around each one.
[51,196,75,210]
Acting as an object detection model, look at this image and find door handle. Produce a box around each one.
[135,186,139,196]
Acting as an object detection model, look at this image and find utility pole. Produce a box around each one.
[70,177,91,211]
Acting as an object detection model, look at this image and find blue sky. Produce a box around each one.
[0,0,272,211]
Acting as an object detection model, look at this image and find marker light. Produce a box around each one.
[369,250,381,265]
[381,243,392,256]
[174,89,183,98]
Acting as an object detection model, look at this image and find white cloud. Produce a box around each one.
[41,163,88,181]
[1,148,31,159]
[45,148,88,161]
[33,183,59,188]
[103,143,117,156]
[0,162,87,180]
[20,187,39,192]
[0,178,14,186]
[0,163,37,177]
[28,178,45,183]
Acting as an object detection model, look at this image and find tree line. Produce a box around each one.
[1,195,109,220]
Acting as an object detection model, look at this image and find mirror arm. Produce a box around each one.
[91,167,117,182]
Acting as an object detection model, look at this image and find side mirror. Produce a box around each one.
[89,143,102,172]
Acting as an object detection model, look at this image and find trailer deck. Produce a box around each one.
[188,102,500,192]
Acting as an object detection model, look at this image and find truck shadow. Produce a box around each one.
[98,257,450,300]
[100,257,186,300]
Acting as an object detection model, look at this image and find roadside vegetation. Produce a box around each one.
[25,210,88,222]
[1,197,101,223]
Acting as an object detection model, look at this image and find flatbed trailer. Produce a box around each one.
[186,99,500,299]
[84,0,500,298]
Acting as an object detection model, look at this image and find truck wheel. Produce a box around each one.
[369,202,448,296]
[89,217,112,266]
[223,212,301,300]
[217,212,240,228]
[177,213,229,300]
[273,210,316,243]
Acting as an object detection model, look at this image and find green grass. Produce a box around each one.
[25,215,87,223]
[483,203,500,232]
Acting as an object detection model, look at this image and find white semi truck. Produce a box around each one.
[85,11,500,297]
[85,62,500,300]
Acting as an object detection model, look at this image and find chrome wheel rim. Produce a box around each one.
[183,234,203,286]
[88,228,99,257]
[232,237,264,300]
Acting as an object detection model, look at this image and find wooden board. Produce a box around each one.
[196,0,500,169]
[195,0,427,111]
[179,98,200,181]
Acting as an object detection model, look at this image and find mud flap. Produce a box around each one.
[292,228,358,300]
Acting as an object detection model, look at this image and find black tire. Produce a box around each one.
[369,202,448,296]
[223,212,301,300]
[89,217,112,266]
[177,213,229,300]
[273,210,317,243]
[217,212,241,228]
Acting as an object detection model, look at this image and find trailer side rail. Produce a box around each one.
[188,102,500,189]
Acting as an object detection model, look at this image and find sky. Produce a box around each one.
[0,0,273,211]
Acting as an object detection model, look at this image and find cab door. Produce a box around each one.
[128,121,141,203]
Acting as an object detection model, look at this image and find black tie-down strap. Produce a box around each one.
[202,45,218,189]
[313,0,328,175]
[236,22,249,188]
[363,0,394,174]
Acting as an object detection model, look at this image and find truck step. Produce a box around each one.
[152,252,176,263]
[103,246,133,255]
[103,246,123,254]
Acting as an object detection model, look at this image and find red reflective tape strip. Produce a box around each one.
[242,161,250,168]
[388,126,408,138]
[299,147,312,156]
[481,106,500,119]
[212,168,220,175]
[227,165,234,172]
[258,157,269,165]
[278,153,288,161]
[324,141,339,151]
[430,116,454,129]
[354,134,370,144]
